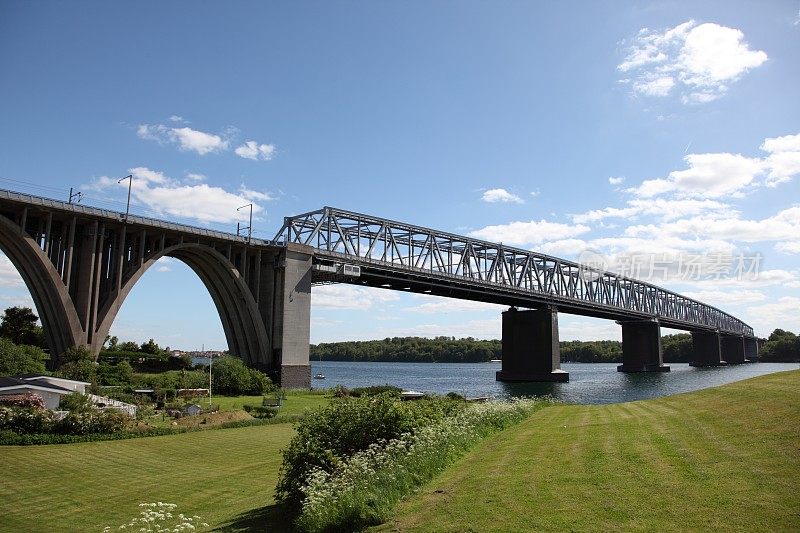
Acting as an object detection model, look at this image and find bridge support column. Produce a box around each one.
[722,334,746,364]
[617,320,669,373]
[496,307,568,382]
[269,244,313,388]
[690,331,726,367]
[744,336,759,362]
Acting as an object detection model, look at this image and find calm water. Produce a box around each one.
[309,361,798,404]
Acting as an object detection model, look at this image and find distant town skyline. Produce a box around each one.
[0,1,798,350]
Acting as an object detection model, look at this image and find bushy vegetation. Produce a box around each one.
[312,336,502,363]
[0,306,46,349]
[211,356,274,395]
[0,338,48,375]
[293,398,550,532]
[0,405,129,435]
[311,335,702,364]
[760,329,800,362]
[275,393,464,510]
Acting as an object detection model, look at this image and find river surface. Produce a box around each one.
[308,361,798,404]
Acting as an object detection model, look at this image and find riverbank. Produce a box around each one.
[0,371,796,531]
[375,369,800,532]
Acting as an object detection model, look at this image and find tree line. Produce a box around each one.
[311,330,799,363]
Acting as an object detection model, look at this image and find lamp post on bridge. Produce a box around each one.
[237,203,253,243]
[117,174,133,223]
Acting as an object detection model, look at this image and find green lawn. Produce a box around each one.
[375,370,800,532]
[0,423,294,532]
[0,390,330,532]
[211,389,328,416]
[2,372,797,532]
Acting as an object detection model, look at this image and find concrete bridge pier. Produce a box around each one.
[617,320,670,373]
[690,331,726,367]
[744,336,759,362]
[496,307,569,382]
[263,245,313,388]
[721,334,746,364]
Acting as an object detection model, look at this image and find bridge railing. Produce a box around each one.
[274,207,753,336]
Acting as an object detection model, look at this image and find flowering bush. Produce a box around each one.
[102,502,209,532]
[294,398,550,532]
[275,393,464,509]
[54,409,130,435]
[0,392,46,409]
[0,406,54,433]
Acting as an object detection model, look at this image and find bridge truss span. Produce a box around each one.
[275,207,753,336]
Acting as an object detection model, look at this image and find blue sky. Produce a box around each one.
[1,1,798,350]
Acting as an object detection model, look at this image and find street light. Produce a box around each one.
[118,174,133,222]
[237,203,253,243]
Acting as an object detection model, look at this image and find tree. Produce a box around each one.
[0,306,45,347]
[0,338,48,375]
[58,346,96,382]
[211,356,273,395]
[105,335,119,351]
[140,338,163,355]
[118,341,141,352]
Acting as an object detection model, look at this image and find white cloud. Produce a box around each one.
[619,20,767,103]
[681,289,767,305]
[235,141,277,161]
[0,255,24,288]
[169,115,186,123]
[185,173,206,182]
[469,220,590,246]
[154,256,176,273]
[775,241,800,254]
[404,295,503,314]
[746,297,800,336]
[621,133,800,199]
[761,133,800,187]
[85,167,271,224]
[238,185,275,202]
[481,188,523,204]
[624,206,800,244]
[312,285,400,310]
[633,76,675,97]
[608,176,625,185]
[137,124,230,155]
[529,189,541,198]
[572,198,730,224]
[629,153,764,198]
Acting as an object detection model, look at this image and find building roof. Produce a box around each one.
[16,374,90,385]
[0,376,74,394]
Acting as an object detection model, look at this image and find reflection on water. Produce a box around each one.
[310,361,798,405]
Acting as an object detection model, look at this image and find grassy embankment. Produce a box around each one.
[376,369,800,532]
[1,372,797,532]
[0,391,328,532]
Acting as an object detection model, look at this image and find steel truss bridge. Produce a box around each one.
[0,187,755,386]
[276,207,753,336]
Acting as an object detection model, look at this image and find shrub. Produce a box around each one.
[249,406,279,419]
[0,338,48,375]
[275,393,464,510]
[54,409,130,435]
[0,406,54,433]
[0,392,46,409]
[295,399,549,532]
[59,392,95,412]
[349,385,402,398]
[58,345,96,382]
[211,356,273,395]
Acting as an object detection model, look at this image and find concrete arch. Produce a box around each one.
[0,214,83,365]
[93,243,271,369]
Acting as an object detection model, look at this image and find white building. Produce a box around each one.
[0,376,88,410]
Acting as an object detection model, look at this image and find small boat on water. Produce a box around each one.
[490,359,502,363]
[313,373,326,380]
